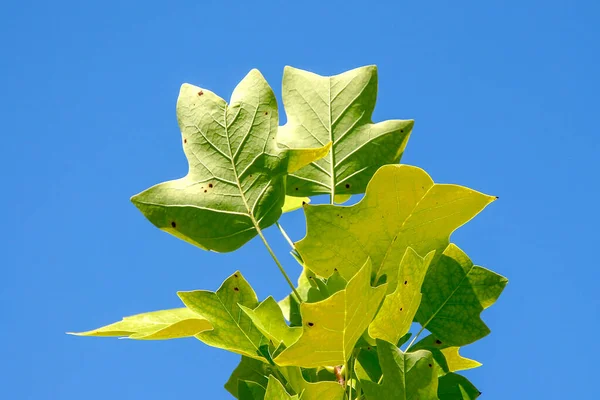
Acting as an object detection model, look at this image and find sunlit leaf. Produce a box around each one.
[131,69,330,253]
[296,165,496,292]
[412,335,481,375]
[361,339,438,400]
[280,367,344,400]
[240,296,302,348]
[282,196,310,213]
[278,66,413,199]
[67,308,212,340]
[369,247,434,344]
[264,375,297,399]
[416,244,508,346]
[225,356,274,398]
[178,271,268,360]
[275,259,386,367]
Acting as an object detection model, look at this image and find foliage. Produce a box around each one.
[70,66,507,399]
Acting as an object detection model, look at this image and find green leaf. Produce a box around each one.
[178,271,268,360]
[415,244,508,346]
[438,373,481,399]
[131,69,330,253]
[354,345,382,383]
[369,247,435,344]
[239,380,267,400]
[275,259,386,368]
[282,196,310,213]
[361,339,438,400]
[412,335,481,375]
[280,367,344,400]
[264,375,298,400]
[296,164,496,290]
[240,297,302,348]
[225,356,273,398]
[278,65,413,199]
[67,308,212,340]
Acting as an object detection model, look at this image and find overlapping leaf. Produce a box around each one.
[361,339,438,400]
[131,69,330,253]
[265,376,298,399]
[438,373,481,399]
[280,367,344,400]
[278,66,413,198]
[240,297,302,348]
[412,335,481,375]
[238,380,267,400]
[369,248,435,344]
[178,271,268,360]
[296,164,496,291]
[274,259,386,368]
[68,308,212,340]
[225,356,274,398]
[415,244,508,346]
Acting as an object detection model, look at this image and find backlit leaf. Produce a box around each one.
[131,69,330,253]
[438,373,481,399]
[282,196,310,213]
[369,247,435,344]
[225,356,274,398]
[264,375,297,400]
[278,66,413,199]
[296,164,496,291]
[178,271,268,360]
[280,367,344,400]
[361,339,438,400]
[239,380,267,400]
[240,296,302,348]
[274,259,386,368]
[415,244,508,346]
[67,308,212,340]
[412,335,481,375]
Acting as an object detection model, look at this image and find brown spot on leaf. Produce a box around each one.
[234,274,239,278]
[264,111,268,115]
[401,129,404,133]
[184,138,187,144]
[307,322,314,327]
[302,201,306,205]
[171,221,176,228]
[295,187,299,191]
[345,183,350,189]
[435,339,442,345]
[204,190,207,193]
[399,308,403,311]
[404,280,408,285]
[198,90,204,96]
[233,287,239,291]
[428,364,432,368]
[208,183,213,188]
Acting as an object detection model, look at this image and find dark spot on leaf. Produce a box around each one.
[295,187,299,191]
[404,280,408,285]
[345,184,350,189]
[198,90,204,96]
[435,339,442,345]
[249,175,253,178]
[208,183,213,188]
[204,190,207,193]
[399,308,403,311]
[334,268,338,271]
[171,221,176,228]
[184,138,187,144]
[233,287,239,291]
[367,347,371,350]
[302,201,306,205]
[428,364,432,368]
[401,129,404,133]
[264,111,268,115]
[234,274,239,278]
[307,322,314,327]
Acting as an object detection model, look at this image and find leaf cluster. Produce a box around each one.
[71,66,507,399]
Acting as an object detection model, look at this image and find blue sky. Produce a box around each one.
[1,0,598,398]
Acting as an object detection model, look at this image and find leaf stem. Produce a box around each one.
[255,228,303,304]
[276,221,295,250]
[404,325,425,352]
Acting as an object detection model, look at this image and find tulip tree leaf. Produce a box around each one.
[361,339,438,400]
[275,259,386,368]
[225,356,274,398]
[67,308,212,340]
[240,296,302,348]
[416,244,508,346]
[238,380,267,400]
[412,335,481,375]
[278,65,413,199]
[369,247,435,345]
[178,271,268,360]
[280,367,345,400]
[296,164,496,291]
[438,373,481,399]
[131,69,330,253]
[282,196,310,213]
[265,375,298,399]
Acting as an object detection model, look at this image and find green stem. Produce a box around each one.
[276,221,295,250]
[255,228,303,304]
[404,326,425,352]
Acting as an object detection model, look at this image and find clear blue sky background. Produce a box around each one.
[1,1,598,398]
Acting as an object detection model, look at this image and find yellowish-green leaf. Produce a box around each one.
[278,65,413,199]
[68,308,212,340]
[369,248,435,344]
[296,164,496,291]
[178,271,268,360]
[240,297,302,348]
[282,196,310,213]
[416,244,508,346]
[131,69,330,253]
[280,367,344,400]
[412,335,481,375]
[265,375,298,400]
[333,194,352,204]
[225,356,274,398]
[274,259,386,368]
[362,339,438,400]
